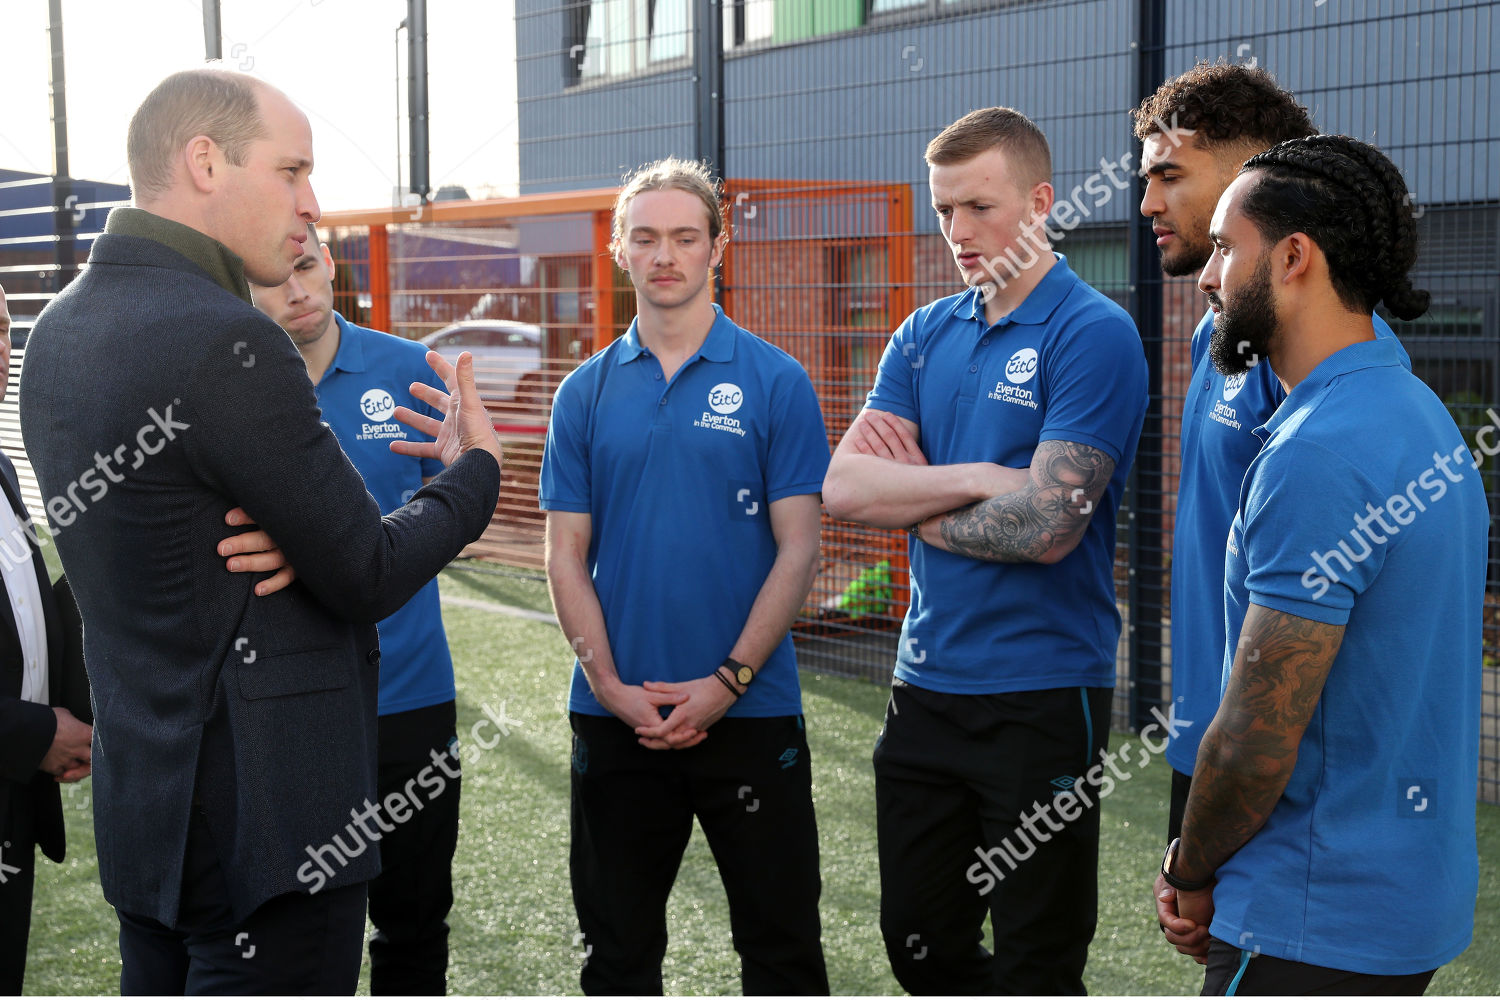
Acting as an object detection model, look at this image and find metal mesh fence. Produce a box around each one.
[512,0,1500,797]
[2,0,1496,799]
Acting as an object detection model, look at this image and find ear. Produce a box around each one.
[183,135,221,195]
[1028,180,1055,222]
[1277,232,1315,286]
[708,231,728,271]
[612,242,628,272]
[320,242,335,275]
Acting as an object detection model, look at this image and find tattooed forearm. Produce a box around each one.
[1176,605,1345,881]
[933,439,1114,563]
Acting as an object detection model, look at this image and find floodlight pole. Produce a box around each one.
[407,0,431,203]
[48,0,75,288]
[203,0,222,60]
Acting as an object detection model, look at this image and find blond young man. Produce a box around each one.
[541,158,830,994]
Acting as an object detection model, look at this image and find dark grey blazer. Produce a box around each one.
[0,450,67,866]
[19,233,500,926]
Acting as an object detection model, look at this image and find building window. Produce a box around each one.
[566,0,692,82]
[724,0,775,48]
[867,0,1011,17]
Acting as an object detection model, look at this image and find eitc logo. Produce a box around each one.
[1222,373,1247,401]
[708,382,744,414]
[1005,348,1039,384]
[360,388,396,422]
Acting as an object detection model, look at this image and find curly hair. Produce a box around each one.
[1132,61,1316,149]
[1239,135,1429,321]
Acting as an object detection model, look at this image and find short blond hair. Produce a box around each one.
[127,68,268,200]
[610,157,727,254]
[925,107,1052,190]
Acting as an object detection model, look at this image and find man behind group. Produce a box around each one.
[1134,62,1407,845]
[541,157,830,994]
[822,108,1148,992]
[252,231,463,994]
[0,282,90,993]
[20,68,502,994]
[1156,134,1486,994]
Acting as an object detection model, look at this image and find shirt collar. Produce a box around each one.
[955,253,1076,328]
[326,312,365,374]
[1258,336,1407,441]
[104,206,253,304]
[615,303,737,365]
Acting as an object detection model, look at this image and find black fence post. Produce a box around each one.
[1127,0,1167,734]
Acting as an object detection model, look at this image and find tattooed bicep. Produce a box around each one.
[1031,439,1116,500]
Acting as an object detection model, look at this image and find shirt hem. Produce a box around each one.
[379,688,459,716]
[1247,592,1352,627]
[892,666,1114,695]
[1209,918,1470,977]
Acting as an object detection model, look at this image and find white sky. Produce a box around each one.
[1,0,519,211]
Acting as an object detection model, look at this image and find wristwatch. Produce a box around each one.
[724,656,755,689]
[1160,837,1215,892]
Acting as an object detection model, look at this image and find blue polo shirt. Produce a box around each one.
[314,313,455,716]
[866,255,1148,693]
[1212,337,1485,974]
[1167,310,1407,775]
[539,306,829,717]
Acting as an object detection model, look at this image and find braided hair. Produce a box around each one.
[1239,135,1429,320]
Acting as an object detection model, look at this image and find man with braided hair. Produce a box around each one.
[1134,62,1409,850]
[1154,134,1488,994]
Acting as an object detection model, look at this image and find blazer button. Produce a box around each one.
[366,649,381,665]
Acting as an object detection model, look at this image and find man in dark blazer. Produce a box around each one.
[19,69,503,994]
[0,282,92,994]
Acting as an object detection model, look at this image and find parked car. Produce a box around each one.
[418,320,556,435]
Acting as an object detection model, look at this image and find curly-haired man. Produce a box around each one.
[1133,63,1409,848]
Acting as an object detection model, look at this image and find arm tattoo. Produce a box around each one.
[1176,605,1345,881]
[935,439,1115,563]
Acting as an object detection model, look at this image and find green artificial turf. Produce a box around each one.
[22,565,1500,995]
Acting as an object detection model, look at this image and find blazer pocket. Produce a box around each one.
[236,648,351,701]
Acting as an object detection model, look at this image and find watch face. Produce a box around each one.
[736,666,754,686]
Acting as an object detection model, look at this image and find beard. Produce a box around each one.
[1160,231,1214,278]
[1208,256,1277,377]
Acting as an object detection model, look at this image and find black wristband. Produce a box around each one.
[713,666,742,699]
[1160,838,1215,892]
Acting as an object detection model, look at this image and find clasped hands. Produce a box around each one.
[595,674,739,751]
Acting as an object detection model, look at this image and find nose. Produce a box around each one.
[946,210,971,246]
[286,274,307,302]
[1140,177,1163,219]
[298,177,321,225]
[1197,253,1221,297]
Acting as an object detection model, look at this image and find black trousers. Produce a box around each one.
[1168,766,1193,842]
[1202,937,1437,995]
[368,699,462,995]
[874,681,1112,995]
[0,787,37,995]
[568,712,828,996]
[117,805,367,994]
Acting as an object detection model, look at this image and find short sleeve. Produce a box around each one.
[539,368,592,513]
[766,364,831,502]
[1036,315,1148,463]
[864,311,921,423]
[1241,438,1387,625]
